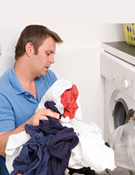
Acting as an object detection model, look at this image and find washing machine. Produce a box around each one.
[101,41,135,175]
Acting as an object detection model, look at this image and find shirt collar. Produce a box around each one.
[9,63,26,95]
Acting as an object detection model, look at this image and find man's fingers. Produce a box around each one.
[38,108,60,119]
[45,108,60,119]
[39,116,48,120]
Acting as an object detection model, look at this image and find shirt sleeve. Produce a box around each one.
[0,94,15,132]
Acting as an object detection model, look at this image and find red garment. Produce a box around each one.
[61,84,79,119]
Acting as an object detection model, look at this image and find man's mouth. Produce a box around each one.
[45,66,49,71]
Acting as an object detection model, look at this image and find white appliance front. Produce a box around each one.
[101,51,135,175]
[101,51,135,140]
[104,79,135,140]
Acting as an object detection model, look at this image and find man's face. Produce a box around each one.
[32,36,56,77]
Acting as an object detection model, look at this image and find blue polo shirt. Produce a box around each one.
[0,63,57,175]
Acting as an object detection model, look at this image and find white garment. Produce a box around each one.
[37,78,116,171]
[5,131,31,174]
[60,118,115,171]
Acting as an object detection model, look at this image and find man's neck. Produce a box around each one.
[14,57,37,100]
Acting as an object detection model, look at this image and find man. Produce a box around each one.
[0,25,63,175]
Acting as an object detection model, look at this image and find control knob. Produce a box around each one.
[123,80,129,88]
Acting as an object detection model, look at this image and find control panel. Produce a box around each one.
[112,66,133,94]
[101,52,135,100]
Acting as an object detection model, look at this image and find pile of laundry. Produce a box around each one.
[5,78,116,175]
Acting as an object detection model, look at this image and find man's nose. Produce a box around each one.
[49,55,55,64]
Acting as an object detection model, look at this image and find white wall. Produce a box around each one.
[0,22,125,137]
[0,0,131,27]
[0,24,125,55]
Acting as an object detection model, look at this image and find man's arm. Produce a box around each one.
[0,108,59,157]
[0,122,27,157]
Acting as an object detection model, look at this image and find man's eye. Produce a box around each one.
[46,53,50,56]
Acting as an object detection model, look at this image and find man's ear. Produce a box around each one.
[25,42,34,56]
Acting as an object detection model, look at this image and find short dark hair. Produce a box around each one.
[15,24,63,60]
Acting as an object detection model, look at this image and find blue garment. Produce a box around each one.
[0,63,57,132]
[10,101,78,175]
[11,124,53,175]
[39,101,63,135]
[47,127,79,175]
[39,101,79,175]
[0,63,57,175]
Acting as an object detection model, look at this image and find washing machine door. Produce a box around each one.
[109,86,135,134]
[109,89,129,133]
[113,98,128,129]
[109,89,135,172]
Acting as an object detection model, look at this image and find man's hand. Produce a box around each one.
[27,108,60,126]
[0,108,60,157]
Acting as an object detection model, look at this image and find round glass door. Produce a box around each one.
[113,98,128,129]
